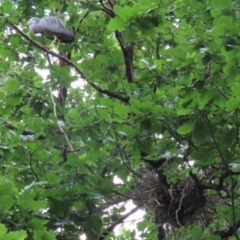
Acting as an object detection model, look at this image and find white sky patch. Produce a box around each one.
[114,200,145,239]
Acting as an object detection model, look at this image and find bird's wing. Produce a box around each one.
[39,16,67,34]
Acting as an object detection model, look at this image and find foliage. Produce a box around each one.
[1,0,240,239]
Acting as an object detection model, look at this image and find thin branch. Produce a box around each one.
[74,10,89,34]
[29,149,39,181]
[211,80,229,100]
[99,0,115,17]
[113,190,132,199]
[96,197,127,212]
[49,87,74,151]
[98,206,140,240]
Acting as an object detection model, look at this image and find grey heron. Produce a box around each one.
[27,16,75,45]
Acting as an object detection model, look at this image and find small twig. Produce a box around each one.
[175,187,185,227]
[49,87,73,152]
[45,52,52,65]
[0,93,7,104]
[167,0,177,6]
[113,190,132,199]
[74,11,89,34]
[29,149,39,181]
[17,3,31,24]
[211,80,229,100]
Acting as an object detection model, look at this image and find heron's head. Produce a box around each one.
[27,17,40,30]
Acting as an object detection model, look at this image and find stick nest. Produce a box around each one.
[132,168,216,228]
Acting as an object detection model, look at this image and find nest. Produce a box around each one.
[132,168,216,228]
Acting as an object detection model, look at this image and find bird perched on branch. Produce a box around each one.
[27,16,75,45]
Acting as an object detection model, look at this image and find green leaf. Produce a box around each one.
[122,25,138,42]
[5,79,18,93]
[42,231,56,240]
[2,0,13,12]
[0,224,8,237]
[108,17,126,31]
[4,231,27,240]
[204,235,221,240]
[28,218,48,231]
[0,195,14,212]
[177,122,195,134]
[0,182,17,196]
[226,98,240,112]
[65,153,79,166]
[177,108,193,115]
[193,121,208,141]
[108,81,118,91]
[137,221,148,231]
[113,5,136,20]
[208,0,232,9]
[231,83,240,96]
[46,172,61,184]
[190,227,204,237]
[114,104,128,117]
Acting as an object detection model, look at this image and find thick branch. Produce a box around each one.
[115,31,134,83]
[97,2,134,83]
[10,22,129,103]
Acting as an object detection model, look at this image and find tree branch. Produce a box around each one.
[115,31,135,83]
[190,170,240,191]
[99,0,115,17]
[98,206,140,240]
[97,1,135,83]
[9,22,129,103]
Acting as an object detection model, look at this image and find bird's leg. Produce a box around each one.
[48,35,58,48]
[56,39,61,50]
